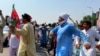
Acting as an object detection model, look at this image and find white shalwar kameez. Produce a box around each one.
[80,28,100,56]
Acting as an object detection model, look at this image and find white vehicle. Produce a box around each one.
[3,25,9,43]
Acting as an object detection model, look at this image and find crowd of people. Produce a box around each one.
[0,10,100,56]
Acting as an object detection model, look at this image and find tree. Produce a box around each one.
[81,13,97,26]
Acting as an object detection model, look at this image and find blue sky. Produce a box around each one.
[0,0,100,24]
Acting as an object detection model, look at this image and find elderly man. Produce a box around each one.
[50,13,91,56]
[0,10,6,53]
[9,13,37,56]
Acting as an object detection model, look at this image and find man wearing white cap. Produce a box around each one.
[50,13,91,56]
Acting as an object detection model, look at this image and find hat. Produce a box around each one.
[59,13,69,21]
[22,13,32,20]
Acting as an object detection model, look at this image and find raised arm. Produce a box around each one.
[15,24,28,36]
[0,10,6,28]
[70,24,91,49]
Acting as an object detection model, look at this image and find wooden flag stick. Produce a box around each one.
[69,17,77,26]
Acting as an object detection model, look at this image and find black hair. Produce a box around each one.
[5,16,10,25]
[51,23,57,28]
[22,13,32,22]
[82,21,92,28]
[41,24,45,27]
[48,23,52,27]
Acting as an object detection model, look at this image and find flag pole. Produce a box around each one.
[69,17,76,26]
[99,8,100,18]
[12,4,15,10]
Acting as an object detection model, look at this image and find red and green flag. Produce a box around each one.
[11,4,20,39]
[11,4,20,28]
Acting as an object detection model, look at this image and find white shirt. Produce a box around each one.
[79,28,100,56]
[82,28,100,47]
[9,34,19,48]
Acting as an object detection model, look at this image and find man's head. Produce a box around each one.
[58,13,69,23]
[5,15,11,25]
[78,24,84,30]
[22,13,32,24]
[9,23,15,32]
[82,21,92,30]
[0,10,2,15]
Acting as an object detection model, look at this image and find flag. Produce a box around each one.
[11,4,20,28]
[11,4,20,39]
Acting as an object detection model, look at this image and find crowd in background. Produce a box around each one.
[0,10,100,56]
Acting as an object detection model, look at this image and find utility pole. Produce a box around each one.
[96,8,100,19]
[99,8,100,18]
[88,7,94,14]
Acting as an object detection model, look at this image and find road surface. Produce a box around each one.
[0,47,100,56]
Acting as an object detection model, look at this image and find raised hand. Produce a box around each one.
[96,43,100,50]
[76,44,80,49]
[0,10,2,15]
[9,23,15,33]
[84,43,91,50]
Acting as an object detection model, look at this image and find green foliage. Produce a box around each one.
[81,13,97,26]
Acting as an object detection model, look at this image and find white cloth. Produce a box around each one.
[9,34,19,48]
[59,13,69,25]
[9,48,18,56]
[38,29,42,37]
[74,36,80,45]
[59,13,69,21]
[58,20,67,25]
[80,28,100,56]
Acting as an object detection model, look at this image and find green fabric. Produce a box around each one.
[11,19,16,27]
